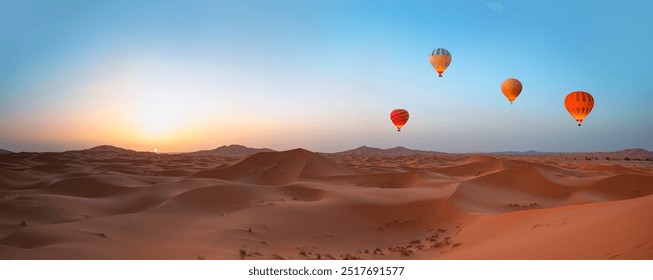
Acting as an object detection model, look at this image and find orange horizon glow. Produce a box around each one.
[2,1,652,154]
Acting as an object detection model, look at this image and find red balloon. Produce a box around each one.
[390,109,409,132]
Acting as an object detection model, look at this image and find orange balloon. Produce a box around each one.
[429,48,452,77]
[390,109,409,132]
[564,91,594,126]
[501,78,522,104]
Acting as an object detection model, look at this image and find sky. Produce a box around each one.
[1,0,652,153]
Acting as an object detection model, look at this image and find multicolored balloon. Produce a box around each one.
[501,78,522,104]
[564,91,594,126]
[429,48,452,77]
[390,109,409,132]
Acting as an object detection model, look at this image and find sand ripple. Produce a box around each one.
[1,149,652,259]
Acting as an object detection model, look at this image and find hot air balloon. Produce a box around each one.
[429,48,452,77]
[564,91,594,126]
[501,78,522,104]
[390,109,409,132]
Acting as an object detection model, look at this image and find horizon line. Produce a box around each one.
[1,143,651,155]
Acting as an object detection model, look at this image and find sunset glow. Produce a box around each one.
[1,1,652,153]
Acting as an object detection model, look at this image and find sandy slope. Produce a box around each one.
[1,148,652,259]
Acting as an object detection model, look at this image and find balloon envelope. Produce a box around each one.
[390,109,409,131]
[501,78,522,104]
[564,91,594,126]
[429,48,452,77]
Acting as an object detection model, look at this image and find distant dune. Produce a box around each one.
[328,145,445,157]
[488,148,653,158]
[0,149,11,155]
[491,150,549,155]
[602,148,653,159]
[184,144,274,158]
[84,145,134,153]
[1,145,652,259]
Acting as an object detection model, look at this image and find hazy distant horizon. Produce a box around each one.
[2,1,652,154]
[2,142,652,155]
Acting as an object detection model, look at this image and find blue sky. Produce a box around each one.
[1,0,652,153]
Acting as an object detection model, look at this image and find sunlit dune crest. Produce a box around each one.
[186,144,275,158]
[0,145,652,259]
[328,145,444,157]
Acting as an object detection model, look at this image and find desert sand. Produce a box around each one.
[1,145,652,260]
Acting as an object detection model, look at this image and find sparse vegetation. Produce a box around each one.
[508,202,539,208]
[339,253,360,260]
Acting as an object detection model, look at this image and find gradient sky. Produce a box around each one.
[1,0,652,153]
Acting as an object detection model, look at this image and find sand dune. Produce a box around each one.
[1,147,652,259]
[193,149,365,185]
[185,144,275,158]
